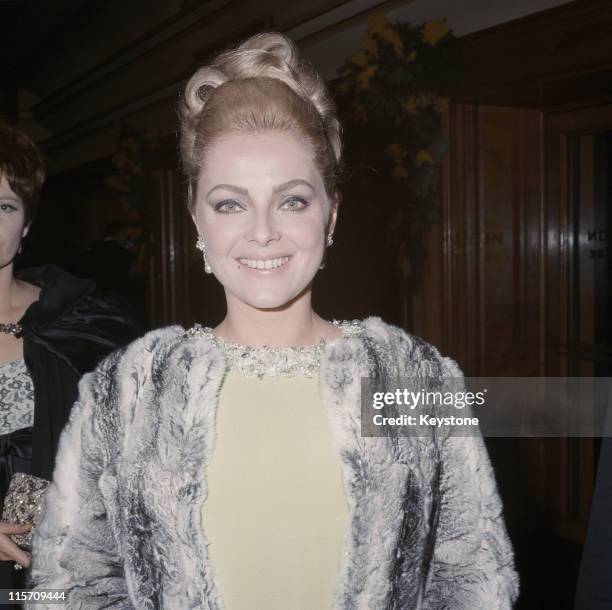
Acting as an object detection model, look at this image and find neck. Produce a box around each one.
[0,262,41,322]
[217,288,328,348]
[0,262,18,316]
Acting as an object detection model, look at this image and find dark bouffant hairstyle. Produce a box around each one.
[0,118,45,224]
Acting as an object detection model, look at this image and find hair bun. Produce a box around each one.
[181,33,340,158]
[179,31,344,208]
[239,31,300,70]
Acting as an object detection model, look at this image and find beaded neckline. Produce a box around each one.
[186,319,363,379]
[0,323,22,337]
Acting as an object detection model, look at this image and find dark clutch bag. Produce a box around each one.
[1,473,50,549]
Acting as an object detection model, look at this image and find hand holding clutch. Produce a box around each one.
[1,472,50,550]
[0,522,32,569]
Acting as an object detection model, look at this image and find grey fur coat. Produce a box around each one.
[28,316,519,609]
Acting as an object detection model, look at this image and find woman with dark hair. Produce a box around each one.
[29,32,518,609]
[0,118,139,592]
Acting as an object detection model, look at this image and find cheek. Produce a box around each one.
[283,215,325,249]
[195,205,229,251]
[0,216,26,244]
[205,219,246,256]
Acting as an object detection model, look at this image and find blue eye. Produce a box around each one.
[214,197,309,214]
[281,197,309,212]
[215,200,244,214]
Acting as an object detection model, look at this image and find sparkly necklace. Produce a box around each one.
[186,319,363,379]
[0,323,22,337]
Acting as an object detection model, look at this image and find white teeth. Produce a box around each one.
[238,256,290,270]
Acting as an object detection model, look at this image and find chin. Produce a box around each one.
[0,253,16,268]
[235,289,297,311]
[245,297,291,310]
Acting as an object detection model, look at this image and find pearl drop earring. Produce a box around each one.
[195,235,212,274]
[319,232,334,269]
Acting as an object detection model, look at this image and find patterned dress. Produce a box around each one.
[0,359,35,435]
[0,358,35,591]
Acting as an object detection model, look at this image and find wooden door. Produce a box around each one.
[415,100,612,607]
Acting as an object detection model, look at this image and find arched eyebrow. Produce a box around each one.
[206,179,314,198]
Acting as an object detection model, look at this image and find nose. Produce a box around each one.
[247,207,280,247]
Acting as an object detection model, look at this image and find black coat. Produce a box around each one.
[0,264,140,591]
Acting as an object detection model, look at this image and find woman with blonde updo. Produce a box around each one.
[29,32,518,609]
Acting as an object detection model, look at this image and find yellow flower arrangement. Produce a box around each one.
[433,95,449,112]
[332,11,459,291]
[402,93,441,115]
[391,164,409,180]
[357,64,378,90]
[415,150,434,166]
[380,26,404,57]
[351,51,369,68]
[366,12,404,57]
[385,143,407,160]
[366,12,390,36]
[403,96,419,115]
[405,49,417,63]
[422,18,449,46]
[363,35,378,57]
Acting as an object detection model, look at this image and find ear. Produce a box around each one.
[327,192,340,235]
[189,197,199,229]
[188,182,202,230]
[22,222,31,239]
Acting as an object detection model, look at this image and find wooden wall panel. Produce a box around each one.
[420,104,544,377]
[149,168,198,328]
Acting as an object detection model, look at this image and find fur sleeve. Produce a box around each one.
[27,350,133,609]
[421,355,520,609]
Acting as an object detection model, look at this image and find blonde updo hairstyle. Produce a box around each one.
[179,32,344,215]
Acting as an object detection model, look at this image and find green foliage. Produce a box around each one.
[331,13,461,293]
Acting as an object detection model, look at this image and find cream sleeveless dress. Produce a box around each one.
[200,321,361,609]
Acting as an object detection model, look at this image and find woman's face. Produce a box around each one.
[0,174,27,271]
[193,131,337,310]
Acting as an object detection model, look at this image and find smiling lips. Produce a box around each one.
[237,256,291,270]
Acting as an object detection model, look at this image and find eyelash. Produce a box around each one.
[214,197,309,214]
[0,203,17,213]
